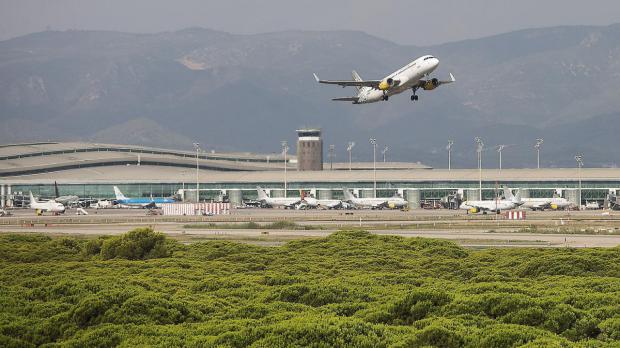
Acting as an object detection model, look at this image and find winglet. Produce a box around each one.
[450,73,455,82]
[313,73,320,82]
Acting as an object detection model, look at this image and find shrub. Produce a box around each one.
[598,317,620,340]
[83,238,104,256]
[410,325,465,348]
[100,227,171,260]
[386,289,451,324]
[478,326,542,348]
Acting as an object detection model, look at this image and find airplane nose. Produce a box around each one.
[432,58,439,68]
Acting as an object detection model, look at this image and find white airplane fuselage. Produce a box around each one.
[357,55,439,104]
[460,200,519,213]
[520,197,572,210]
[30,192,65,214]
[302,197,342,209]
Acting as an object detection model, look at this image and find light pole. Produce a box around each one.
[575,154,583,210]
[475,137,484,199]
[370,138,377,198]
[496,144,506,171]
[193,142,200,202]
[281,141,289,197]
[328,145,335,170]
[447,140,454,170]
[382,145,389,162]
[535,138,543,169]
[347,142,355,171]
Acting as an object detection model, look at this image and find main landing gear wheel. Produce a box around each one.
[410,95,419,101]
[382,94,389,101]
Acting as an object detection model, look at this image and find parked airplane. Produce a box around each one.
[256,187,302,209]
[585,201,601,210]
[53,181,79,206]
[299,192,343,210]
[459,188,522,214]
[313,55,455,104]
[29,192,65,215]
[386,193,408,209]
[113,186,175,208]
[519,196,573,211]
[343,189,388,209]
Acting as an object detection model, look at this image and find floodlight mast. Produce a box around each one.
[370,138,377,198]
[475,137,484,199]
[575,154,583,210]
[535,138,544,169]
[496,144,506,171]
[281,141,289,198]
[382,145,389,162]
[347,142,355,171]
[328,145,335,170]
[193,142,200,202]
[446,140,454,171]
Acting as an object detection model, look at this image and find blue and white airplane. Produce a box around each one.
[113,186,176,208]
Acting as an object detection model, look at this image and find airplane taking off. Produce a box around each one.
[313,55,455,104]
[29,192,65,215]
[113,186,176,208]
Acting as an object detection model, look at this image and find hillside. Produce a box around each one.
[1,25,620,167]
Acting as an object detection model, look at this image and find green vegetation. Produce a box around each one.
[0,229,619,347]
[183,220,318,230]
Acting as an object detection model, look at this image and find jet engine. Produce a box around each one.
[378,78,395,90]
[388,202,397,209]
[550,203,558,210]
[422,78,440,91]
[468,207,479,214]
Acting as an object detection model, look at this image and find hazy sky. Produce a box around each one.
[1,0,620,45]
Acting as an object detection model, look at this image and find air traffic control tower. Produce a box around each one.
[296,128,323,171]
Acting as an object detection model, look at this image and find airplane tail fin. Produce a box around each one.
[256,186,269,200]
[54,181,60,198]
[29,191,37,205]
[343,189,355,202]
[503,186,515,200]
[513,189,522,204]
[113,186,128,201]
[352,70,363,93]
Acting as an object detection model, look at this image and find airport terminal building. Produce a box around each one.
[1,142,619,208]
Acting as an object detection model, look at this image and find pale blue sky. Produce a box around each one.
[1,0,619,45]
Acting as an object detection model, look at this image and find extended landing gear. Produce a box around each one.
[382,93,389,101]
[410,87,419,101]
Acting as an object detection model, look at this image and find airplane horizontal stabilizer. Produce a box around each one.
[440,73,456,84]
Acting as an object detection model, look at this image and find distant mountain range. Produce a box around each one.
[1,24,619,168]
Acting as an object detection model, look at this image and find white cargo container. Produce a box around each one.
[161,203,231,216]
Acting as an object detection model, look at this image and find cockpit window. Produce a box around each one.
[424,56,435,60]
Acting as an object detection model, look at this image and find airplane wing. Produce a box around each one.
[314,73,382,88]
[464,203,491,211]
[332,97,360,102]
[418,73,456,88]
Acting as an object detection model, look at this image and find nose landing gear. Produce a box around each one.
[382,92,389,101]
